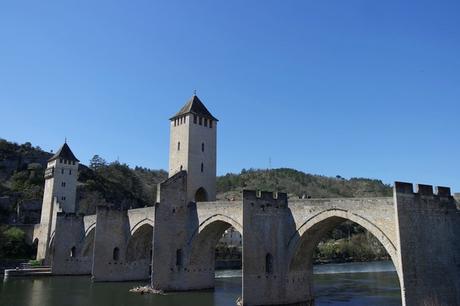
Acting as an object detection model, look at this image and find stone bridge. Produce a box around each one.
[47,171,460,306]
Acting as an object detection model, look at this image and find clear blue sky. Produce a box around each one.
[1,1,459,190]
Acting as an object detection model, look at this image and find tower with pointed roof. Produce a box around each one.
[169,94,217,202]
[36,142,79,262]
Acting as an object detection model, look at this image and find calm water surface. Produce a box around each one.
[0,261,401,306]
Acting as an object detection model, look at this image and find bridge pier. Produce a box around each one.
[242,190,313,305]
[51,213,92,275]
[394,182,460,306]
[151,171,207,291]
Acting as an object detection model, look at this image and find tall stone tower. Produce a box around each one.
[169,94,218,202]
[36,142,79,262]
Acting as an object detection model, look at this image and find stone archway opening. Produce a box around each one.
[289,216,401,305]
[195,187,208,202]
[189,219,243,288]
[32,238,39,260]
[126,224,153,262]
[126,223,154,278]
[215,226,242,272]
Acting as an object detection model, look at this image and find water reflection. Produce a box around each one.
[1,261,401,306]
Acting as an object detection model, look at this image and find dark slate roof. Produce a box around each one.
[170,95,218,121]
[48,143,80,162]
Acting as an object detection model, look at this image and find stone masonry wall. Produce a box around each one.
[394,182,460,306]
[52,213,92,275]
[242,190,296,306]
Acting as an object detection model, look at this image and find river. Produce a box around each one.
[0,261,401,306]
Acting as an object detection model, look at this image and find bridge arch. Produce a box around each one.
[129,218,154,235]
[189,214,242,267]
[287,208,401,279]
[126,223,153,262]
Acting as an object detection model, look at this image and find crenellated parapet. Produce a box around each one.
[243,190,288,209]
[394,181,457,211]
[395,181,452,197]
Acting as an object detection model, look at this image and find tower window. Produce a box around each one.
[69,170,72,175]
[180,165,183,171]
[174,119,177,126]
[199,117,202,125]
[72,161,75,165]
[209,120,213,128]
[113,247,120,261]
[61,182,66,187]
[60,159,63,163]
[201,163,204,172]
[176,249,183,267]
[201,142,204,152]
[61,196,66,201]
[177,142,181,151]
[204,119,208,127]
[265,253,273,274]
[61,169,64,174]
[193,115,197,124]
[183,116,186,124]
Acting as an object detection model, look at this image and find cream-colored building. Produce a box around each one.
[168,95,218,202]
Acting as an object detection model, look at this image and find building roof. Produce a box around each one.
[170,95,218,121]
[48,143,80,162]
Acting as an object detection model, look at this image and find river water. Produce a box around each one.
[0,261,401,306]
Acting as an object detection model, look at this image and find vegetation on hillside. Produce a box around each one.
[217,168,392,200]
[77,155,167,214]
[0,139,167,217]
[0,226,34,259]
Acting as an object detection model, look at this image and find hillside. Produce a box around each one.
[0,139,168,220]
[1,138,391,221]
[217,168,392,200]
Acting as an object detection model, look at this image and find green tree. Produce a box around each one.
[0,226,32,259]
[89,155,107,170]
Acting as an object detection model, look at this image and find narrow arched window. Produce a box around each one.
[176,249,183,267]
[265,253,273,274]
[201,163,204,173]
[180,165,183,171]
[113,247,120,261]
[70,246,76,258]
[177,142,180,151]
[201,142,204,152]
